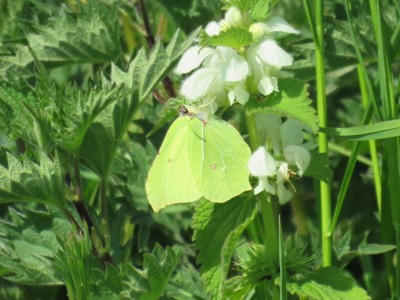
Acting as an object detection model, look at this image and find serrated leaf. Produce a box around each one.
[0,1,121,72]
[0,81,54,152]
[286,267,371,300]
[90,264,126,300]
[246,78,319,133]
[54,225,92,300]
[303,152,333,183]
[192,195,257,299]
[121,244,182,300]
[250,0,271,21]
[0,206,72,285]
[165,264,207,300]
[199,27,255,48]
[111,28,200,101]
[54,84,122,155]
[0,152,66,207]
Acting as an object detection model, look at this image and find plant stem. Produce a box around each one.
[369,0,400,296]
[303,0,332,266]
[246,112,279,261]
[314,0,332,267]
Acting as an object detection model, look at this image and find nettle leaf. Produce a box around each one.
[90,264,126,300]
[303,152,333,183]
[0,81,54,152]
[54,226,92,300]
[0,1,121,72]
[192,195,257,299]
[121,244,182,300]
[199,27,255,48]
[246,78,319,133]
[286,267,370,300]
[164,264,207,300]
[250,0,271,21]
[222,0,273,19]
[0,152,66,207]
[111,28,200,101]
[54,84,122,155]
[0,206,72,285]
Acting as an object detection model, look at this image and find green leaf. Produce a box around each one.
[54,225,92,300]
[0,1,121,72]
[54,84,122,155]
[0,152,66,207]
[0,279,24,300]
[192,195,257,299]
[90,264,126,300]
[286,267,371,300]
[0,205,72,285]
[322,119,400,141]
[199,27,255,48]
[0,81,54,153]
[164,264,207,300]
[250,0,271,21]
[121,244,182,300]
[303,152,333,183]
[246,78,319,133]
[111,28,200,101]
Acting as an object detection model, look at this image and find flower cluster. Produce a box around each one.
[248,113,313,204]
[175,6,299,112]
[174,7,309,204]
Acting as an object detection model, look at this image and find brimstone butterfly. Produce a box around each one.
[145,110,251,212]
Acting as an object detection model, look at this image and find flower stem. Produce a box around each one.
[313,0,332,266]
[246,112,279,262]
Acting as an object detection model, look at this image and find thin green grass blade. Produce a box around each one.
[323,119,400,141]
[278,216,287,300]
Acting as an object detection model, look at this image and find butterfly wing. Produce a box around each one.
[196,118,252,202]
[146,117,202,212]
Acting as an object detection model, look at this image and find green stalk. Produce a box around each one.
[369,0,400,296]
[246,113,279,262]
[303,0,332,266]
[314,0,332,267]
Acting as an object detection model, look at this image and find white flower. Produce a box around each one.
[249,17,300,40]
[247,17,299,96]
[248,147,277,195]
[175,46,249,110]
[247,39,293,96]
[283,145,310,176]
[205,7,243,36]
[276,162,293,205]
[249,115,312,204]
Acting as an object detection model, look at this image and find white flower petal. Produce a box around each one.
[258,76,278,95]
[256,39,293,68]
[233,84,249,105]
[228,90,235,105]
[254,177,275,195]
[277,182,293,205]
[175,46,214,74]
[205,21,221,36]
[283,145,311,176]
[280,118,304,148]
[248,147,276,177]
[256,113,282,153]
[223,6,243,27]
[264,17,300,34]
[181,69,218,100]
[221,51,249,82]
